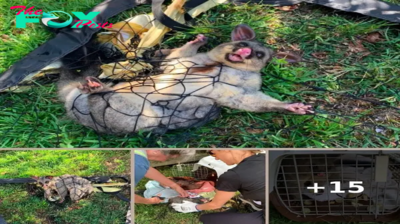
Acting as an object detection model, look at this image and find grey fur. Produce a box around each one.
[58,24,313,135]
[281,156,338,201]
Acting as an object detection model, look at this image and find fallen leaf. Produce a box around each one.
[346,39,371,58]
[1,35,10,42]
[288,43,301,51]
[364,32,384,43]
[348,39,368,53]
[275,51,302,63]
[311,52,328,59]
[12,29,23,35]
[266,38,277,45]
[24,119,33,124]
[67,205,82,211]
[245,128,264,134]
[276,5,299,11]
[272,118,284,125]
[327,95,337,103]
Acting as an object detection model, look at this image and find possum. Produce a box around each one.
[33,175,93,203]
[33,176,60,202]
[169,177,203,190]
[57,24,313,134]
[168,197,209,205]
[280,155,339,202]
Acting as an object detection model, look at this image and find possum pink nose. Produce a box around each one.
[236,48,252,57]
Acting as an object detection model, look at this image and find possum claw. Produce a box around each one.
[285,103,314,114]
[189,34,208,45]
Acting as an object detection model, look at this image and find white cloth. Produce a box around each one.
[171,200,200,213]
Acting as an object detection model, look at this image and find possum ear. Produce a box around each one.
[46,176,54,180]
[31,176,39,180]
[231,24,256,41]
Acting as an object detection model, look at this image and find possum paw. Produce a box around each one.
[78,77,104,94]
[189,34,208,45]
[285,103,314,115]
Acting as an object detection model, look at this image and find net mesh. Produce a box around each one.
[39,175,94,202]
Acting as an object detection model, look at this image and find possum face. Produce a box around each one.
[208,41,273,72]
[34,176,54,190]
[207,24,273,72]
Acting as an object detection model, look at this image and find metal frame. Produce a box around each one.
[272,152,400,221]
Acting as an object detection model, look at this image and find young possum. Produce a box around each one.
[280,155,338,202]
[58,24,313,134]
[33,176,60,202]
[33,175,93,203]
[169,177,203,190]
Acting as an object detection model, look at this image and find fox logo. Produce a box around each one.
[41,11,72,28]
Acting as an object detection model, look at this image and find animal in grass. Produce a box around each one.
[280,155,339,202]
[57,24,313,134]
[33,175,93,203]
[168,196,209,205]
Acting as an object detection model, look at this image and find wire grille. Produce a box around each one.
[275,153,400,217]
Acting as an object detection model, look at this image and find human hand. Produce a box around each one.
[170,184,189,197]
[171,200,200,213]
[145,197,164,204]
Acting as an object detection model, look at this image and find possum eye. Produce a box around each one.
[237,42,248,47]
[45,181,50,184]
[256,51,265,59]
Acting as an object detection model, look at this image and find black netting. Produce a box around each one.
[38,175,93,202]
[0,9,399,148]
[37,175,130,203]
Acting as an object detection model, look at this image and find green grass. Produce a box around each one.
[0,1,399,148]
[0,150,130,224]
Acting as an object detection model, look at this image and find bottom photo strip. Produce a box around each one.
[2,149,400,223]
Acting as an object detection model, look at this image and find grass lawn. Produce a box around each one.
[0,150,130,224]
[0,1,399,148]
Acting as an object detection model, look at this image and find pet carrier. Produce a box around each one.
[171,155,237,178]
[269,150,400,222]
